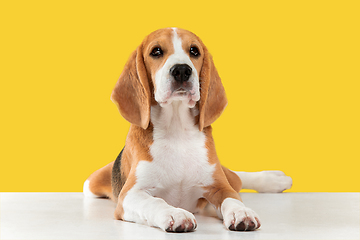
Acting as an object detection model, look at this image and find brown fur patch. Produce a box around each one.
[198,45,227,131]
[222,165,242,192]
[87,161,114,199]
[202,126,242,209]
[113,124,154,219]
[196,198,209,210]
[88,28,234,220]
[111,47,151,129]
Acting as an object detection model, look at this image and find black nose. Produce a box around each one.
[170,64,192,82]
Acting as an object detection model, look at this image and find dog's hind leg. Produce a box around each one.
[221,165,292,193]
[235,171,293,193]
[83,161,114,199]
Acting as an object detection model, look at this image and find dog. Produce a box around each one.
[83,28,292,232]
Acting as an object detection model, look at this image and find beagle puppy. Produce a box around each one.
[84,28,292,232]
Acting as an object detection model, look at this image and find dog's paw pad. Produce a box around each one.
[163,209,197,233]
[222,198,261,232]
[228,216,261,231]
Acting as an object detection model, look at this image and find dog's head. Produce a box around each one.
[111,28,227,131]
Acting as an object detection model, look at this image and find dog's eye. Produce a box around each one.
[150,47,163,57]
[190,46,200,57]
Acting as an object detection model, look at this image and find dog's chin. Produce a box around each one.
[158,90,199,108]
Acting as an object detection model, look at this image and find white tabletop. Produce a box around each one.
[1,192,359,240]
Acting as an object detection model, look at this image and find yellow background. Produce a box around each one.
[1,1,359,192]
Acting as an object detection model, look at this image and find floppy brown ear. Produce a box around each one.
[111,44,151,129]
[198,47,228,131]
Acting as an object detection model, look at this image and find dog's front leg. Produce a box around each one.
[115,189,197,232]
[203,168,261,231]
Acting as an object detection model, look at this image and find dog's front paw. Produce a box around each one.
[221,198,261,231]
[158,208,197,233]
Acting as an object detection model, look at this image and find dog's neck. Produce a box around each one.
[151,100,199,133]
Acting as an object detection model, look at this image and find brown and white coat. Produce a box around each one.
[84,28,292,232]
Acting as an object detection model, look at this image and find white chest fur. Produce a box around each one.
[134,101,215,213]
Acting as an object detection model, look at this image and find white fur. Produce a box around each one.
[83,180,99,198]
[123,188,197,232]
[148,102,215,211]
[235,171,292,193]
[121,29,215,230]
[221,198,261,230]
[122,100,215,230]
[154,28,200,107]
[114,28,290,232]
